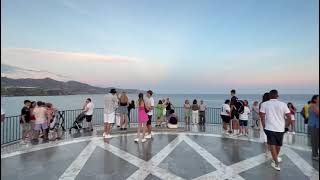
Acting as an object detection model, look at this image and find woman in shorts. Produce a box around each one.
[119,92,129,130]
[184,100,191,125]
[221,100,231,134]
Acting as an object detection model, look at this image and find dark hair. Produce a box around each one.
[193,99,197,104]
[262,92,270,102]
[131,100,135,104]
[31,101,36,108]
[269,89,278,99]
[147,90,153,96]
[24,100,31,104]
[37,101,42,106]
[308,101,311,104]
[244,100,248,106]
[138,93,144,99]
[110,88,117,94]
[86,98,91,102]
[46,103,53,108]
[158,100,163,104]
[231,89,236,94]
[311,95,319,103]
[225,99,230,104]
[169,109,175,114]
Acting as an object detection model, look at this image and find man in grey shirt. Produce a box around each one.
[103,89,118,139]
[199,100,207,125]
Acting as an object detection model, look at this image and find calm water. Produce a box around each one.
[1,94,313,117]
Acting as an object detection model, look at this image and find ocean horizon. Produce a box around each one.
[1,93,314,117]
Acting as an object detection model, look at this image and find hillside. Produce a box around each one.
[1,77,145,96]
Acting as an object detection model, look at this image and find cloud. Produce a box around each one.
[1,48,141,64]
[1,47,168,88]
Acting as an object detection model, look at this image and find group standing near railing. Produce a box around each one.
[0,107,307,145]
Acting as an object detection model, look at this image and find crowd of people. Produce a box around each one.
[18,100,58,144]
[2,88,317,171]
[219,89,319,171]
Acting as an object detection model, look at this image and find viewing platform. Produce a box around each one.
[1,108,319,180]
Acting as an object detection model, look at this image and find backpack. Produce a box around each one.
[300,107,308,124]
[234,100,245,114]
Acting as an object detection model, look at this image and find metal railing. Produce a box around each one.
[1,107,308,145]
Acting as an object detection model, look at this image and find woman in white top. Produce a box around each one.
[259,92,270,156]
[221,100,231,134]
[239,100,250,136]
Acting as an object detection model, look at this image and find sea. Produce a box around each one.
[1,94,313,117]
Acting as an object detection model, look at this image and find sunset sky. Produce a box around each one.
[1,0,319,94]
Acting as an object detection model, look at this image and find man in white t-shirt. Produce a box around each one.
[103,89,118,139]
[221,100,231,134]
[83,98,94,131]
[260,90,291,171]
[145,90,155,139]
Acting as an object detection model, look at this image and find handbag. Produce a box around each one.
[144,101,150,114]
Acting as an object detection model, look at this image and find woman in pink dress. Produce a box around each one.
[135,93,149,143]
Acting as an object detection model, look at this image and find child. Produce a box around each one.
[167,109,178,129]
[239,100,250,136]
[155,100,164,127]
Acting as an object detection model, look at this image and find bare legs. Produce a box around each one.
[104,123,112,136]
[120,113,128,129]
[136,123,146,141]
[269,145,281,165]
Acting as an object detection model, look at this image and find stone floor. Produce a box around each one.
[1,124,319,180]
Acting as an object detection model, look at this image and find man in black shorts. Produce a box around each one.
[260,90,291,171]
[145,90,154,139]
[230,89,240,135]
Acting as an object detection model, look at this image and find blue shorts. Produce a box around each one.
[34,123,48,130]
[239,120,248,127]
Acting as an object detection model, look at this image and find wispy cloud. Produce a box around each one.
[1,48,141,63]
[1,47,168,88]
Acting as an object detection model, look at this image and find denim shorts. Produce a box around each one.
[34,123,48,130]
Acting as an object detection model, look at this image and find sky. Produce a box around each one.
[1,0,319,94]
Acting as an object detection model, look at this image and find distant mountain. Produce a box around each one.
[1,64,69,81]
[1,77,145,96]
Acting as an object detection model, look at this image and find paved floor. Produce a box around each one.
[1,125,319,180]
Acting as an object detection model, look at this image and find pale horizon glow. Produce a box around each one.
[1,0,319,94]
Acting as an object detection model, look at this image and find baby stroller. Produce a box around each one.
[69,112,86,133]
[48,112,65,140]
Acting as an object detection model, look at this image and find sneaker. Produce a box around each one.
[20,140,26,145]
[145,134,152,139]
[271,162,281,171]
[104,134,112,139]
[141,138,147,143]
[312,156,319,161]
[134,138,139,142]
[103,132,106,137]
[272,157,282,163]
[292,131,296,135]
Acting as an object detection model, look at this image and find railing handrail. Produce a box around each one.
[1,107,308,145]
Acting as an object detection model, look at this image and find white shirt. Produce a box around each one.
[104,93,119,114]
[260,99,290,132]
[145,97,155,116]
[221,104,230,116]
[85,102,94,115]
[240,106,251,120]
[199,104,207,111]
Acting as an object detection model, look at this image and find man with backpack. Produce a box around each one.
[230,89,240,136]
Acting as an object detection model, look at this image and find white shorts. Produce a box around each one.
[104,112,115,123]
